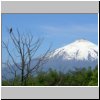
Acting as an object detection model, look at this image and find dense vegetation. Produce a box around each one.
[2,65,98,86]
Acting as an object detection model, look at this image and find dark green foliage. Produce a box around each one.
[2,65,98,86]
[88,65,98,86]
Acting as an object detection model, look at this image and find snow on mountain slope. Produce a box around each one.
[41,39,98,72]
[49,39,98,61]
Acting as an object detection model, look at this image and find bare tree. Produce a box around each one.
[2,59,17,85]
[2,28,50,85]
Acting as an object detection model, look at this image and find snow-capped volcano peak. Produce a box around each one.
[49,39,98,61]
[41,39,98,72]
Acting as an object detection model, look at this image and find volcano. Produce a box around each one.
[40,39,98,72]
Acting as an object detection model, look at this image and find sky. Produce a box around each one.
[2,14,98,62]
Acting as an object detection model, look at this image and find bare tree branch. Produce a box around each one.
[2,28,51,85]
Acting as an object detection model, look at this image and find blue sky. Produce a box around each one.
[2,14,98,62]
